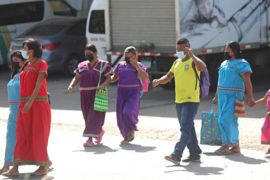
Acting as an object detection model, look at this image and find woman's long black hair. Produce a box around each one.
[10,51,26,79]
[226,41,242,59]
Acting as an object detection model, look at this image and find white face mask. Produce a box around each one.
[176,51,185,59]
[21,50,29,59]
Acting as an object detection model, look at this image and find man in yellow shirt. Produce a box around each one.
[152,38,206,165]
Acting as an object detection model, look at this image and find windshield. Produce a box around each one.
[48,0,76,16]
[24,24,67,36]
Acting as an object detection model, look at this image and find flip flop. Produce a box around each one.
[84,139,94,147]
[33,168,48,176]
[214,147,232,155]
[230,147,241,154]
[95,130,105,144]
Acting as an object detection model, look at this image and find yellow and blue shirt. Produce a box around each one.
[170,58,200,103]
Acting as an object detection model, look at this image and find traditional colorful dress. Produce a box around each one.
[14,59,51,166]
[217,59,252,147]
[3,73,20,167]
[114,62,147,137]
[75,60,111,137]
[261,89,270,144]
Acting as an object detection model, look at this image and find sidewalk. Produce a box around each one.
[0,125,269,180]
[0,108,270,179]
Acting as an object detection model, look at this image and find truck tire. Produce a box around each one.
[64,55,80,76]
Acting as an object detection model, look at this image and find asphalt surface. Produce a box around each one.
[0,68,270,179]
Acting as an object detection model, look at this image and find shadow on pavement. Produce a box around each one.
[1,173,54,180]
[224,153,267,164]
[204,151,267,164]
[72,144,118,154]
[120,143,156,153]
[164,162,223,175]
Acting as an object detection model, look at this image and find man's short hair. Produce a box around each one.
[177,38,189,45]
[124,46,137,55]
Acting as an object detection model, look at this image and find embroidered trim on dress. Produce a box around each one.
[14,158,49,166]
[222,142,239,147]
[80,87,97,91]
[118,84,140,87]
[218,87,245,92]
[83,133,100,137]
[241,70,251,75]
[24,67,36,71]
[119,67,136,72]
[39,71,47,74]
[4,162,13,167]
[33,60,41,66]
[8,101,20,104]
[21,96,48,102]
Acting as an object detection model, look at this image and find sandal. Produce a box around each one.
[0,167,9,175]
[2,169,19,177]
[230,146,240,154]
[214,147,232,155]
[121,136,129,144]
[84,139,94,147]
[95,130,105,144]
[33,167,48,176]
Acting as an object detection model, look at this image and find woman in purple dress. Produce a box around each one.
[68,44,111,146]
[111,46,148,144]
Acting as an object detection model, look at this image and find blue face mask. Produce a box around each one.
[21,50,29,59]
[176,51,185,59]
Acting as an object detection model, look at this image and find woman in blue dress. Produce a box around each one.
[0,51,26,174]
[212,41,255,154]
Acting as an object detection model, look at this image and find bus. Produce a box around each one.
[0,0,76,66]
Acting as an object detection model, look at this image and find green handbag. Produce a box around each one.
[94,62,108,112]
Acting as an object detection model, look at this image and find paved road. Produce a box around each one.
[0,122,269,180]
[0,69,269,119]
[0,68,270,179]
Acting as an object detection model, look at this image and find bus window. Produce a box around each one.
[0,2,44,26]
[48,0,76,16]
[89,10,105,34]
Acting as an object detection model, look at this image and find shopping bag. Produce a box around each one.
[94,87,108,112]
[234,99,246,117]
[200,104,222,145]
[94,62,108,112]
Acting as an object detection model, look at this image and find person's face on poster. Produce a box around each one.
[198,0,214,19]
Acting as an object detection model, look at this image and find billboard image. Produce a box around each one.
[179,0,270,50]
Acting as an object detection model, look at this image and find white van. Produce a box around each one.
[86,0,107,61]
[0,0,76,66]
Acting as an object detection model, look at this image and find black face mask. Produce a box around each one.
[85,54,94,61]
[125,57,130,64]
[11,61,20,72]
[224,52,232,60]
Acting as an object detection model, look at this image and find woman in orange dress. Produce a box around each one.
[6,38,51,176]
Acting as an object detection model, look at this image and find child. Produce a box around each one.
[253,89,270,154]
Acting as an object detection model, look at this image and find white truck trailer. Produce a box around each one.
[105,0,270,89]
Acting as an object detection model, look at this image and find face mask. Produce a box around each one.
[85,54,94,61]
[224,52,232,60]
[11,61,20,72]
[176,51,185,59]
[21,50,29,59]
[125,57,130,64]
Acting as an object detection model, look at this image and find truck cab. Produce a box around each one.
[86,0,106,61]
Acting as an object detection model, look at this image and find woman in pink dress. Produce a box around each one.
[253,89,270,154]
